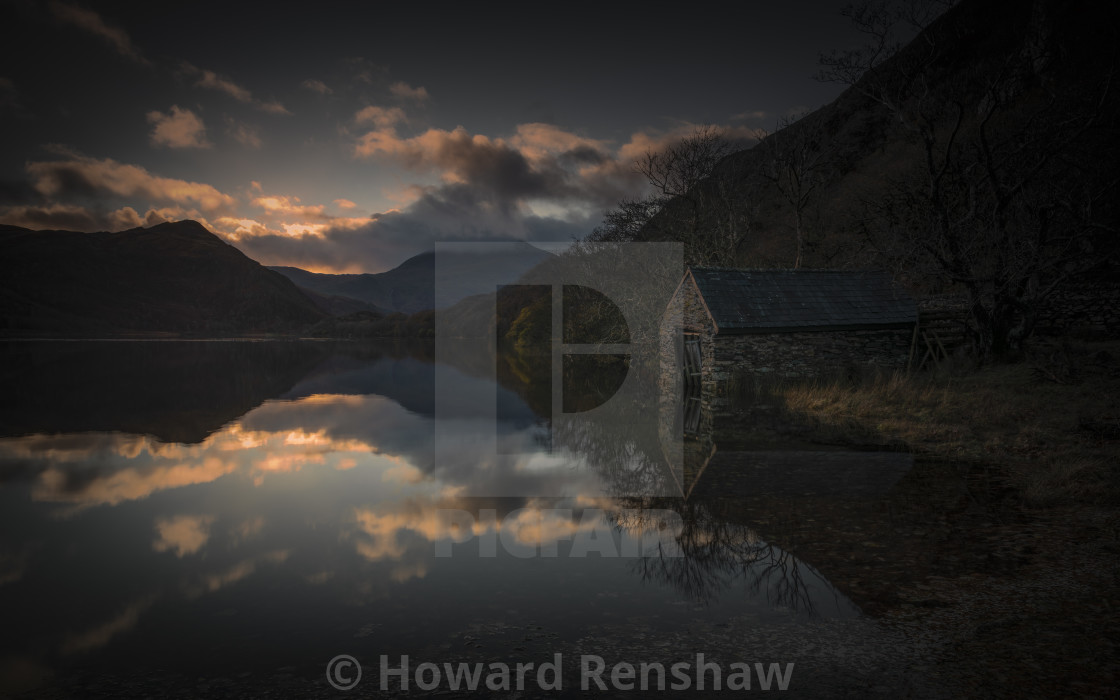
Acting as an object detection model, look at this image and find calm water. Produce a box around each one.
[0,340,926,697]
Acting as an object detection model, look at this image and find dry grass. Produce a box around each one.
[731,340,1120,506]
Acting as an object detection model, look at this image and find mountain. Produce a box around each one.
[0,220,325,336]
[638,0,1119,274]
[270,242,554,313]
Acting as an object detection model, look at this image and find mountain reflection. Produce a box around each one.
[0,340,434,443]
[0,339,887,693]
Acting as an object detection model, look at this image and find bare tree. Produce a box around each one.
[635,125,737,200]
[586,196,663,243]
[590,125,754,267]
[756,113,836,267]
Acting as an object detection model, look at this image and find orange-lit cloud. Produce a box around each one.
[212,217,272,239]
[7,395,427,509]
[27,152,236,212]
[389,81,429,102]
[251,194,326,219]
[615,122,759,164]
[301,78,332,95]
[354,105,407,129]
[33,457,237,509]
[147,106,211,149]
[208,190,371,245]
[347,500,613,570]
[509,123,608,164]
[382,463,424,484]
[152,514,216,557]
[190,550,290,596]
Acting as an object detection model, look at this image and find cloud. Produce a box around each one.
[0,203,189,232]
[353,126,574,205]
[183,64,289,114]
[224,182,593,273]
[219,121,758,272]
[152,514,216,557]
[301,79,332,95]
[227,120,262,148]
[0,203,101,230]
[34,458,237,509]
[333,198,356,210]
[189,550,289,596]
[48,2,148,65]
[389,81,429,102]
[196,68,251,102]
[225,120,741,273]
[350,121,667,219]
[250,194,327,220]
[354,105,407,129]
[61,596,157,654]
[509,123,609,165]
[146,106,211,149]
[731,109,769,122]
[26,152,236,212]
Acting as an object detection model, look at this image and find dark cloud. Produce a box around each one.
[25,153,235,212]
[0,203,101,231]
[0,203,156,232]
[231,182,591,273]
[47,1,150,65]
[561,145,608,166]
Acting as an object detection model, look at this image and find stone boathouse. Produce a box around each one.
[663,267,918,394]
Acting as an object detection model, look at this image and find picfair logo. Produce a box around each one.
[433,242,683,497]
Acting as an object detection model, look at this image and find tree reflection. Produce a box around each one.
[609,497,827,613]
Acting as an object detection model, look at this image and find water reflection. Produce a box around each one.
[613,499,850,615]
[0,340,909,693]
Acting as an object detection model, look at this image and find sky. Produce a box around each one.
[0,0,867,273]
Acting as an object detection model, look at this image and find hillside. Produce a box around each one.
[0,220,325,336]
[642,0,1118,270]
[270,242,553,313]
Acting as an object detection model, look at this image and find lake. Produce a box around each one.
[0,340,949,697]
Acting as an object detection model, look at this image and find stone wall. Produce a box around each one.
[1035,282,1120,338]
[661,275,916,398]
[707,328,915,390]
[913,284,1120,340]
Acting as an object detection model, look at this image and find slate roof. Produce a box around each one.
[687,267,917,333]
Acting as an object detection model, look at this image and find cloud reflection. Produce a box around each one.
[152,514,216,557]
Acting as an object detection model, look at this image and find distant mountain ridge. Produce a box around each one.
[270,242,554,314]
[0,220,559,337]
[0,220,325,336]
